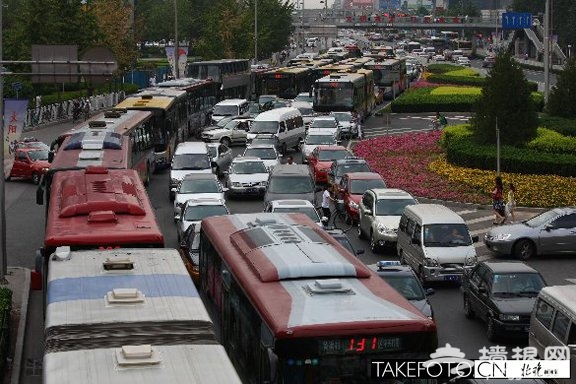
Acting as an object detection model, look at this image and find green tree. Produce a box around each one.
[470,52,538,146]
[546,58,576,118]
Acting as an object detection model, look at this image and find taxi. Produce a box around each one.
[336,172,386,222]
[8,146,50,185]
[307,145,349,184]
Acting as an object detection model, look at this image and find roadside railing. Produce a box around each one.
[24,91,126,131]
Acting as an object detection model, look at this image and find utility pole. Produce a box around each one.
[0,0,6,282]
[174,0,179,79]
[543,0,550,103]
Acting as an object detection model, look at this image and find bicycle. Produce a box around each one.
[317,199,353,232]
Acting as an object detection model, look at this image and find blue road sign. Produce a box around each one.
[501,12,533,30]
[12,82,22,91]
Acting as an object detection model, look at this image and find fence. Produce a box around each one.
[24,91,126,131]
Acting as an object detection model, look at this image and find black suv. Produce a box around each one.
[461,261,546,341]
[327,157,371,193]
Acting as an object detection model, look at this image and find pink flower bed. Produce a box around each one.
[354,131,486,203]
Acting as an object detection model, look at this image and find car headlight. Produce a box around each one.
[232,182,241,187]
[499,314,520,321]
[465,255,477,266]
[377,223,394,235]
[491,233,512,241]
[348,201,358,209]
[423,257,439,267]
[259,181,267,187]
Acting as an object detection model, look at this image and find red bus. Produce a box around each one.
[37,167,164,289]
[199,213,438,384]
[37,109,156,209]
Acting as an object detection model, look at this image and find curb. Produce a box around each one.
[10,267,31,384]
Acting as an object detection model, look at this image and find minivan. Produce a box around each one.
[396,204,478,284]
[529,285,576,384]
[169,142,212,200]
[247,107,306,155]
[211,99,250,124]
[263,164,315,207]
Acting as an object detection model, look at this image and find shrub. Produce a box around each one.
[430,87,481,96]
[539,115,576,137]
[526,128,576,154]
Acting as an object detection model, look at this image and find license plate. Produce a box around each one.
[246,188,257,193]
[444,275,461,281]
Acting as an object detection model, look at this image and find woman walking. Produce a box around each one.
[491,176,506,225]
[506,182,517,223]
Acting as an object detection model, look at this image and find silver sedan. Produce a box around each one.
[484,207,576,260]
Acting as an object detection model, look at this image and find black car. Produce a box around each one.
[461,261,547,341]
[325,229,364,257]
[373,260,435,319]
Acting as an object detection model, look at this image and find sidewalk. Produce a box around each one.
[1,268,30,384]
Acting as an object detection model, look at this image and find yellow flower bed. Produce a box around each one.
[428,156,576,207]
[445,68,481,77]
[430,86,482,96]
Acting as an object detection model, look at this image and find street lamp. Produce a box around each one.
[0,0,6,281]
[254,0,258,63]
[568,44,572,59]
[320,1,328,51]
[543,0,550,102]
[174,0,179,79]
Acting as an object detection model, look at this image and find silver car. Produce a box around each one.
[207,143,233,177]
[484,207,576,260]
[300,129,338,164]
[225,156,269,198]
[175,198,230,243]
[201,118,252,146]
[242,143,280,171]
[172,173,227,219]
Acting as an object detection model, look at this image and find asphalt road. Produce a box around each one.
[6,112,575,384]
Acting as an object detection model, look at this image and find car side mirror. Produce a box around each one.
[425,288,435,296]
[222,187,229,192]
[174,214,181,221]
[171,187,177,193]
[544,224,553,231]
[472,235,479,243]
[356,249,365,255]
[337,140,342,145]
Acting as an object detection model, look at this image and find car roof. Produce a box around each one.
[370,188,414,199]
[270,164,310,176]
[317,145,347,151]
[245,143,277,149]
[269,199,315,208]
[312,116,337,121]
[184,198,226,206]
[181,173,218,181]
[232,156,265,163]
[343,172,382,180]
[307,129,336,135]
[482,261,540,274]
[334,157,367,165]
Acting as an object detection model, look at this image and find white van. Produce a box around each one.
[169,142,212,200]
[529,285,576,384]
[396,204,478,284]
[247,107,306,155]
[211,99,250,123]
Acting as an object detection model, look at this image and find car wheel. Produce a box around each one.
[513,239,536,261]
[32,172,41,185]
[221,137,232,147]
[370,231,379,253]
[487,316,498,341]
[357,223,365,239]
[463,295,475,319]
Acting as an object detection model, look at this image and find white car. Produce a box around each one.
[433,54,445,61]
[300,129,338,163]
[225,156,269,198]
[172,173,227,219]
[457,57,471,66]
[291,101,316,127]
[242,143,280,171]
[329,111,358,139]
[308,116,341,140]
[175,198,230,243]
[264,199,322,227]
[200,118,252,146]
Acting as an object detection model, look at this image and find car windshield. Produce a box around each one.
[216,116,235,127]
[184,205,228,221]
[311,119,337,128]
[491,273,546,297]
[336,163,370,176]
[250,121,278,134]
[27,150,49,161]
[273,207,319,222]
[172,154,211,170]
[381,275,426,301]
[268,176,314,193]
[350,179,386,194]
[423,224,472,247]
[231,161,267,174]
[331,112,352,122]
[375,198,417,215]
[212,105,238,116]
[244,147,277,160]
[318,149,348,161]
[223,120,240,130]
[179,179,220,194]
[305,135,336,145]
[525,209,559,228]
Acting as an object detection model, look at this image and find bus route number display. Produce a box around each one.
[319,336,401,355]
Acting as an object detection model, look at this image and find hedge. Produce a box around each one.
[539,115,576,137]
[0,287,12,377]
[443,126,576,177]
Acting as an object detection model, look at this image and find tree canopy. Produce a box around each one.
[470,52,539,146]
[546,58,576,118]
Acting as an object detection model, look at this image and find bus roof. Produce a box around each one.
[201,213,435,338]
[44,344,242,384]
[116,93,179,110]
[59,109,153,139]
[264,66,311,75]
[315,72,367,84]
[45,248,212,352]
[44,168,164,249]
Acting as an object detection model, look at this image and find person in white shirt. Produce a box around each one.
[321,185,334,222]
